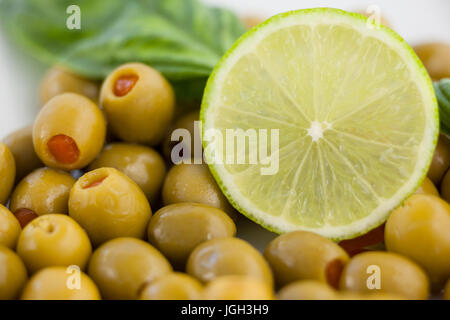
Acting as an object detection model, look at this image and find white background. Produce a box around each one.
[0,0,449,139]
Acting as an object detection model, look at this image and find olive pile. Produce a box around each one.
[0,59,450,300]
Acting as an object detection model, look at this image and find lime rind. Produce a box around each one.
[200,8,439,240]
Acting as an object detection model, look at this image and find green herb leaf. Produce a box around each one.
[434,79,450,135]
[0,0,246,103]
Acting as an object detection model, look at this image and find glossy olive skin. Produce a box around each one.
[40,67,100,104]
[264,231,349,288]
[0,204,21,249]
[187,237,273,286]
[10,168,76,216]
[427,134,450,185]
[385,194,450,286]
[88,237,172,300]
[69,167,152,246]
[162,111,200,163]
[203,275,274,300]
[88,143,166,203]
[148,203,236,268]
[0,143,15,204]
[339,251,429,300]
[163,164,236,219]
[33,93,106,170]
[21,266,101,300]
[139,272,203,300]
[439,169,450,202]
[0,245,28,299]
[445,279,450,300]
[414,43,450,80]
[17,214,92,273]
[277,280,337,300]
[414,177,439,196]
[100,63,175,145]
[3,125,43,182]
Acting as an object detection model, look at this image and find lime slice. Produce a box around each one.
[200,8,438,240]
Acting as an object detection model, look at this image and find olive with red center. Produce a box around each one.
[33,93,106,171]
[69,167,152,246]
[100,63,175,145]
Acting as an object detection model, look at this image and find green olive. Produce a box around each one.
[3,125,43,182]
[277,280,337,300]
[88,143,166,203]
[100,62,175,145]
[427,134,450,185]
[264,231,349,288]
[21,266,101,300]
[147,203,236,268]
[339,251,429,300]
[414,43,450,80]
[0,245,28,299]
[0,204,21,249]
[33,93,106,171]
[162,163,237,219]
[444,279,450,300]
[139,272,203,300]
[187,237,273,286]
[88,237,172,300]
[414,177,439,196]
[439,169,450,202]
[203,275,274,300]
[39,67,100,104]
[17,214,92,273]
[10,167,76,217]
[385,194,450,286]
[0,143,15,204]
[69,167,152,246]
[162,111,200,163]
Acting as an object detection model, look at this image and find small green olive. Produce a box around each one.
[385,194,450,286]
[69,167,152,246]
[139,272,203,300]
[339,251,429,300]
[414,43,450,80]
[3,125,43,182]
[202,275,274,300]
[264,231,349,288]
[17,214,92,273]
[21,266,101,300]
[277,280,337,300]
[0,245,28,300]
[427,134,450,185]
[187,237,273,286]
[39,67,100,104]
[88,143,166,203]
[162,163,237,219]
[0,204,21,249]
[10,167,76,217]
[88,237,172,300]
[147,203,236,268]
[100,63,175,145]
[414,177,439,196]
[162,111,201,163]
[33,93,106,170]
[0,143,15,204]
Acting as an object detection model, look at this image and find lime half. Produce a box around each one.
[200,8,438,240]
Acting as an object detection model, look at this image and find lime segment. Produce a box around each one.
[201,8,438,240]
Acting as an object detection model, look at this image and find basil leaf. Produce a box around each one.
[0,0,246,102]
[435,79,450,135]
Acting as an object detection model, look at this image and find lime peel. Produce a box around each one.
[201,8,438,240]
